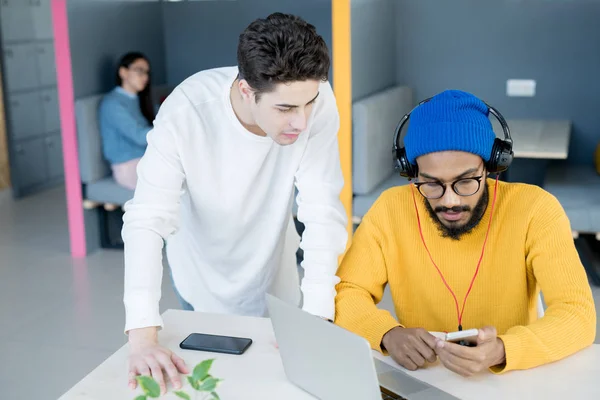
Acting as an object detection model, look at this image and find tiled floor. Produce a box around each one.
[0,186,599,400]
[0,187,180,400]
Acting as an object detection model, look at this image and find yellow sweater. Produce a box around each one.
[335,179,596,373]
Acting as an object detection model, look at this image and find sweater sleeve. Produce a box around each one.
[334,212,402,353]
[294,81,349,321]
[494,193,597,373]
[121,115,186,333]
[102,98,152,147]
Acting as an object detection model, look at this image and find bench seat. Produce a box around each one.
[544,164,600,238]
[85,177,134,206]
[353,173,410,220]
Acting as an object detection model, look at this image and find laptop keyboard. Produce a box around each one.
[381,386,407,400]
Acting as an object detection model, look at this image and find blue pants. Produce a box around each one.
[173,282,194,311]
[169,269,194,311]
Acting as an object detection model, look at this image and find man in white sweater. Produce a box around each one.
[125,13,348,394]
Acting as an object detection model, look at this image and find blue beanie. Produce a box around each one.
[404,90,496,164]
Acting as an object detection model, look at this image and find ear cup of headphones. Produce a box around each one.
[393,99,513,177]
[486,137,514,173]
[394,147,418,178]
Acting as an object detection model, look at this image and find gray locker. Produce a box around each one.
[35,41,56,86]
[31,0,53,40]
[1,1,60,198]
[40,88,60,132]
[7,92,43,140]
[13,137,47,189]
[45,133,64,180]
[3,44,39,92]
[0,0,35,42]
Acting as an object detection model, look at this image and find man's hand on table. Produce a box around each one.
[128,326,190,395]
[435,326,506,377]
[381,327,438,371]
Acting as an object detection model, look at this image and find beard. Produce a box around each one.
[424,185,489,241]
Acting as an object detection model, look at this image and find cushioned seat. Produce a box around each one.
[75,95,110,185]
[544,164,600,235]
[86,177,134,205]
[351,86,414,221]
[353,173,410,218]
[75,94,133,206]
[74,85,172,207]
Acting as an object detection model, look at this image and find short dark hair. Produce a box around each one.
[237,12,330,100]
[116,52,155,125]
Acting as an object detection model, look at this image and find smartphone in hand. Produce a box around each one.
[445,329,479,347]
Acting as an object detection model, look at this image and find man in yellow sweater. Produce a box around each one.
[334,90,596,377]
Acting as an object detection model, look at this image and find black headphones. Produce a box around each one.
[393,97,514,179]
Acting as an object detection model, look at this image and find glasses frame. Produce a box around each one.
[413,175,485,199]
[129,66,150,76]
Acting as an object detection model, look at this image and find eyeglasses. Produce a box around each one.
[414,176,484,199]
[129,67,150,76]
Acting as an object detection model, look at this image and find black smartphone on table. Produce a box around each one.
[179,333,253,355]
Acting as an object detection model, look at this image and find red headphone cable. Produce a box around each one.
[409,176,499,331]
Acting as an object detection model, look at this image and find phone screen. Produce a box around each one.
[180,333,253,355]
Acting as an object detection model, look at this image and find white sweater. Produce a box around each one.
[122,67,348,332]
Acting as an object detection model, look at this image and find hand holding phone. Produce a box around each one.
[445,328,479,347]
[180,333,253,355]
[436,326,505,377]
[381,327,438,371]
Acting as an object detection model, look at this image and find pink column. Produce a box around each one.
[52,0,87,257]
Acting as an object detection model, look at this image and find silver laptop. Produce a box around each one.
[266,294,459,400]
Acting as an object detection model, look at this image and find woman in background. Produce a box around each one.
[99,52,155,190]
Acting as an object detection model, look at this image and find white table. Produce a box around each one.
[59,310,600,400]
[490,119,571,187]
[492,119,571,160]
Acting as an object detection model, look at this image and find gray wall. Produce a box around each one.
[395,0,600,165]
[351,0,397,101]
[162,0,332,87]
[68,0,167,99]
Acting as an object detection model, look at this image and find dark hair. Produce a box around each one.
[237,12,330,100]
[115,52,155,125]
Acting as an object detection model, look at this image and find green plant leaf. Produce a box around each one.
[211,392,221,400]
[135,376,161,398]
[134,396,147,400]
[174,391,191,400]
[197,377,221,392]
[193,359,215,382]
[187,375,200,391]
